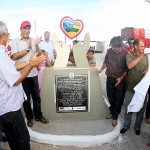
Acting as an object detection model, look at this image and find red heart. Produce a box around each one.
[60,16,84,40]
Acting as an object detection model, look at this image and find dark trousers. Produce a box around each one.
[22,76,42,120]
[145,87,150,119]
[0,109,30,150]
[123,91,147,130]
[106,77,125,119]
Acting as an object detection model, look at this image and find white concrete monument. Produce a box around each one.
[40,33,106,120]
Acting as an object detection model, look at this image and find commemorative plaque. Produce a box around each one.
[56,73,88,112]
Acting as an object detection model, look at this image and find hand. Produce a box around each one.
[28,38,32,50]
[35,36,42,46]
[97,69,103,76]
[44,51,48,57]
[115,77,122,87]
[29,53,46,68]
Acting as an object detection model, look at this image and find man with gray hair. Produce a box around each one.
[0,21,46,149]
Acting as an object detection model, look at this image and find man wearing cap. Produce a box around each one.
[0,21,46,149]
[98,36,128,126]
[11,21,49,127]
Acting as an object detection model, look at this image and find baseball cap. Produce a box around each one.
[20,21,31,28]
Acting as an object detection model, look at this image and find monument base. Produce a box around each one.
[41,67,106,120]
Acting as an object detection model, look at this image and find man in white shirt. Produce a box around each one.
[38,31,55,61]
[11,21,49,128]
[0,21,46,150]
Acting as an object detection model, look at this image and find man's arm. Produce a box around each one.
[15,61,29,70]
[98,63,107,74]
[127,53,144,69]
[15,53,46,86]
[12,50,29,60]
[45,52,52,67]
[89,62,96,67]
[35,36,43,56]
[11,39,29,60]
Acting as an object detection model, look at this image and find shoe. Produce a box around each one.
[120,128,127,134]
[145,118,150,124]
[106,114,112,119]
[35,116,49,124]
[135,129,140,135]
[27,119,33,127]
[1,134,7,142]
[112,119,117,126]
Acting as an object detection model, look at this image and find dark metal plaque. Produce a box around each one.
[55,73,88,112]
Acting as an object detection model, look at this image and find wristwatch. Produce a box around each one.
[27,49,30,53]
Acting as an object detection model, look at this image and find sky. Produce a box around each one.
[1,0,150,45]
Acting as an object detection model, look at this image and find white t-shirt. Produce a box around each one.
[38,40,54,61]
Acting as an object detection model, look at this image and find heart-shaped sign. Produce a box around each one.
[60,16,84,40]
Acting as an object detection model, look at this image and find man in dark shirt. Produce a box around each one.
[98,36,128,126]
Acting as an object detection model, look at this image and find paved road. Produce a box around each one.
[1,52,150,150]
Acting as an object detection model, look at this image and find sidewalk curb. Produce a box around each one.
[27,119,121,147]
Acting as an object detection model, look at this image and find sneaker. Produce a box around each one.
[112,119,117,126]
[106,114,112,119]
[135,129,140,135]
[120,128,128,134]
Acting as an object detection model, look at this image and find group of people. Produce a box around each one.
[0,20,97,149]
[98,36,150,147]
[3,19,150,149]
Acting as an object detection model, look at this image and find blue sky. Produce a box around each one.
[1,0,150,45]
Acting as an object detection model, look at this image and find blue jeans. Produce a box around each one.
[0,109,30,150]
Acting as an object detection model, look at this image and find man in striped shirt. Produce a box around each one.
[0,21,46,150]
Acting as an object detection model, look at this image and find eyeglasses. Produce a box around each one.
[0,33,10,37]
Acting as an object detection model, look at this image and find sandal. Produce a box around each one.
[35,116,49,124]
